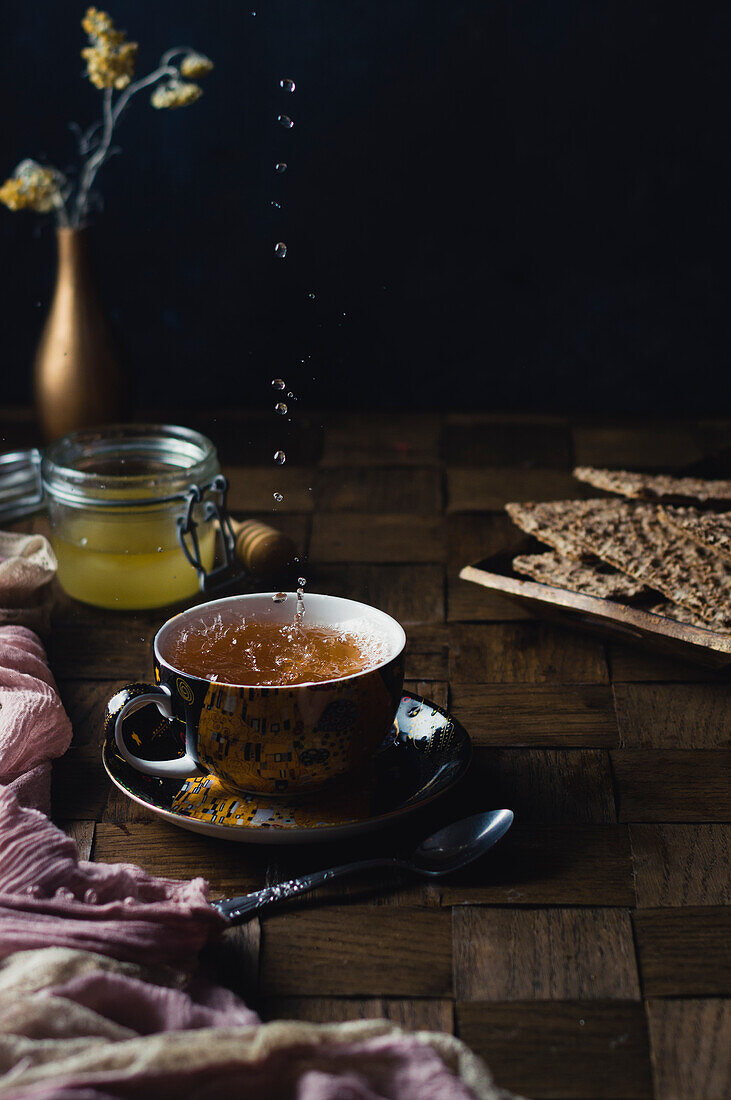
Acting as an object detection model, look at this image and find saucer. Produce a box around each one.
[102,692,471,844]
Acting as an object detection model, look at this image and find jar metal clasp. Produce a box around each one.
[177,475,244,592]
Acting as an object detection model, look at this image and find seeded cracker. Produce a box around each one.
[566,502,731,627]
[505,499,626,560]
[512,551,647,599]
[645,600,731,634]
[573,467,731,504]
[660,506,731,566]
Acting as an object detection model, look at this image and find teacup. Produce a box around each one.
[106,592,406,796]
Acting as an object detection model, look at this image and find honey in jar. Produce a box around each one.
[42,425,221,610]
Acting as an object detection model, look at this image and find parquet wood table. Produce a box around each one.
[4,408,730,1100]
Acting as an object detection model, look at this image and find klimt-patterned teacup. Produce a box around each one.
[106,593,406,796]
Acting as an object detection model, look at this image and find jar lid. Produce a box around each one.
[0,448,43,521]
[41,424,220,508]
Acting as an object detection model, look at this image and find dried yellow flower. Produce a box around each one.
[81,7,114,38]
[0,179,26,211]
[150,80,202,110]
[180,52,214,79]
[82,41,138,89]
[0,160,63,213]
[81,8,138,89]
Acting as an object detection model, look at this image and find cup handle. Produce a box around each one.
[110,683,205,780]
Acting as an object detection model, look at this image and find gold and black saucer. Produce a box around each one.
[102,692,471,844]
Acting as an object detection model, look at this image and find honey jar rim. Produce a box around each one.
[42,423,219,508]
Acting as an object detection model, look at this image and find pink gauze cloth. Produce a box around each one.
[0,623,226,965]
[0,613,507,1099]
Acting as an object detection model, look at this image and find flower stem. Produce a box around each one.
[74,87,114,226]
[111,64,177,125]
[160,47,193,67]
[55,195,71,228]
[72,62,177,226]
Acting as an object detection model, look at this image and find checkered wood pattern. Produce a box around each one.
[5,408,730,1100]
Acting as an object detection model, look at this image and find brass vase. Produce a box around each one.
[33,227,128,442]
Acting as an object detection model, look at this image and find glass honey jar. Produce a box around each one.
[0,424,239,610]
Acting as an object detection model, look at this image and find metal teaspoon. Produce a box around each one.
[212,808,514,923]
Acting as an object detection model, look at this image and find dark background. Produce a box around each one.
[2,0,730,414]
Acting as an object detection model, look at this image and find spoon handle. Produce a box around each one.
[213,857,401,923]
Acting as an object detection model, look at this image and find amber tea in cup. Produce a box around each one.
[164,616,387,686]
[109,592,406,795]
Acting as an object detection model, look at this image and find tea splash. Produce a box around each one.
[164,617,385,686]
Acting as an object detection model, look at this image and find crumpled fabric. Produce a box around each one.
[0,781,226,966]
[0,948,505,1099]
[0,532,57,636]
[0,624,72,811]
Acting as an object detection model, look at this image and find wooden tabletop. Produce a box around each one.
[6,409,730,1100]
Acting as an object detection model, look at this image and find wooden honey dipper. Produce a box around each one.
[230,518,298,581]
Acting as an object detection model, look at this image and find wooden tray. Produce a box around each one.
[460,549,731,669]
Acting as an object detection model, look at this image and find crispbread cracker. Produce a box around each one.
[567,502,731,626]
[645,600,731,635]
[512,551,647,598]
[573,466,731,504]
[505,499,626,560]
[659,506,731,565]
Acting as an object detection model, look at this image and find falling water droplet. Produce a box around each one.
[298,577,306,587]
[274,242,287,258]
[275,402,288,415]
[272,592,287,603]
[307,292,316,299]
[272,378,286,389]
[277,114,294,129]
[270,200,281,210]
[273,492,283,502]
[279,77,296,92]
[79,536,88,547]
[275,162,287,173]
[273,450,286,464]
[296,585,306,623]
